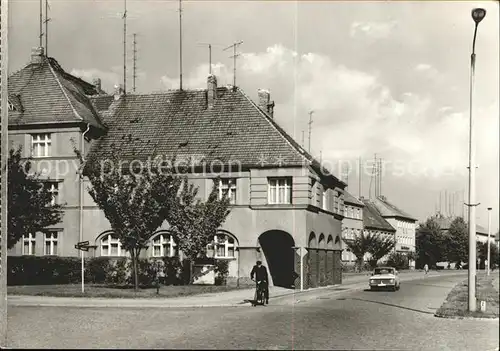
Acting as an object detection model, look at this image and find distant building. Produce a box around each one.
[341,191,364,263]
[433,215,496,244]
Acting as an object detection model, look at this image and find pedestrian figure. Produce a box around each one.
[424,263,429,275]
[251,260,269,305]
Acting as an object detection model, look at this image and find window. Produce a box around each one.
[268,177,292,204]
[44,231,59,255]
[44,182,59,206]
[209,233,236,258]
[22,233,36,255]
[216,178,237,205]
[322,187,328,210]
[31,133,52,157]
[356,208,361,219]
[333,192,339,213]
[152,233,177,257]
[100,233,124,257]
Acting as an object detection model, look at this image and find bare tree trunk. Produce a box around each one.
[132,250,139,292]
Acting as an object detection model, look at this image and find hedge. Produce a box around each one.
[7,256,230,287]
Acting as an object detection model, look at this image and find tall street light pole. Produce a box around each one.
[487,207,492,276]
[467,7,486,313]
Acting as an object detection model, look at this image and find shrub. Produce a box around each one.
[214,260,229,286]
[386,252,409,270]
[8,256,80,286]
[85,257,111,284]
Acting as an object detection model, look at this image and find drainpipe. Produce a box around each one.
[300,246,304,291]
[80,124,91,293]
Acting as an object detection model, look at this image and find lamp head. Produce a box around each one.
[472,8,486,24]
[487,207,492,211]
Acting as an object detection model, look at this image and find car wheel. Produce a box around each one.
[392,286,397,292]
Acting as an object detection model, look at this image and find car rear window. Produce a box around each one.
[374,268,393,275]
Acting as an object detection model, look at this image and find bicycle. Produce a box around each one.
[253,280,267,306]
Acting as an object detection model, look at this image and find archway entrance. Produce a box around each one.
[258,230,296,289]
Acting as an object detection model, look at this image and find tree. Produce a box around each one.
[343,231,375,271]
[477,241,499,269]
[168,180,231,282]
[78,146,183,291]
[386,252,409,270]
[7,146,64,249]
[446,217,468,266]
[416,217,448,268]
[367,234,396,268]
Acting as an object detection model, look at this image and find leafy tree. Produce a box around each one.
[168,180,231,283]
[386,252,409,270]
[77,145,183,291]
[446,217,468,265]
[367,234,396,268]
[416,217,448,268]
[343,231,375,272]
[477,241,499,269]
[7,146,64,249]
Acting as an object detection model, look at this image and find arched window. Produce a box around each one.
[151,232,177,257]
[100,232,124,257]
[318,234,325,248]
[335,235,340,244]
[308,232,317,248]
[327,235,334,249]
[208,232,237,259]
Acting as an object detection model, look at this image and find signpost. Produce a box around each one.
[75,241,90,292]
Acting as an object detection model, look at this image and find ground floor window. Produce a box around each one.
[22,233,36,255]
[100,233,124,257]
[151,233,177,257]
[207,233,237,258]
[44,231,59,256]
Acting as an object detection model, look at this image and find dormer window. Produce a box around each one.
[8,101,15,111]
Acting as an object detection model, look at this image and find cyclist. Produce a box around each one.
[250,260,269,305]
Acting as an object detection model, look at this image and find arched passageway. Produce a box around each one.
[258,230,296,288]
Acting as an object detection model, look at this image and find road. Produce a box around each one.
[7,274,499,350]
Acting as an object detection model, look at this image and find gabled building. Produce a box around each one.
[341,191,364,263]
[370,195,417,260]
[8,48,347,290]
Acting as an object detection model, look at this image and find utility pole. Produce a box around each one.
[44,0,50,56]
[223,41,243,88]
[308,111,314,153]
[123,0,127,94]
[487,207,492,275]
[179,0,183,90]
[358,156,362,199]
[132,33,137,93]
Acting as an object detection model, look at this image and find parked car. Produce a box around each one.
[369,266,400,291]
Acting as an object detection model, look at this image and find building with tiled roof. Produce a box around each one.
[433,214,496,244]
[8,48,347,291]
[341,190,364,263]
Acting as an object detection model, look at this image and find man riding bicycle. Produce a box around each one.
[250,260,269,305]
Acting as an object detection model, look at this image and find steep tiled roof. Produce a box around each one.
[86,86,345,185]
[361,199,396,232]
[343,190,364,206]
[372,196,417,221]
[8,56,106,129]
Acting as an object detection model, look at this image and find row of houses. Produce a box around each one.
[7,47,421,288]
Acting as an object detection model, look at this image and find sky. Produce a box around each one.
[8,0,500,232]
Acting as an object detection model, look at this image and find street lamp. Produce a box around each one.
[487,208,492,276]
[467,7,486,313]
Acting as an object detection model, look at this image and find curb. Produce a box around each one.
[434,313,500,321]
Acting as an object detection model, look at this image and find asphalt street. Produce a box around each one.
[7,274,499,350]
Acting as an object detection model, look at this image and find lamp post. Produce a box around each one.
[487,208,492,276]
[467,7,486,313]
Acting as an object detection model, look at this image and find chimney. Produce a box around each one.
[93,78,102,93]
[207,74,217,108]
[113,84,124,101]
[30,47,45,64]
[258,89,275,118]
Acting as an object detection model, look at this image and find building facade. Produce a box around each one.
[8,48,347,290]
[341,191,364,263]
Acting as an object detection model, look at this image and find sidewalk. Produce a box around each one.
[8,270,466,309]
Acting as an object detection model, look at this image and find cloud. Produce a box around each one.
[70,68,121,91]
[350,20,398,39]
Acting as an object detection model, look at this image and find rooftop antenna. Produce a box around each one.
[39,0,43,48]
[179,0,183,90]
[379,158,382,197]
[123,0,127,94]
[132,33,137,93]
[319,150,322,164]
[197,43,225,75]
[344,162,350,187]
[301,130,305,147]
[374,153,378,198]
[44,0,50,56]
[308,110,314,152]
[223,40,243,88]
[358,156,362,199]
